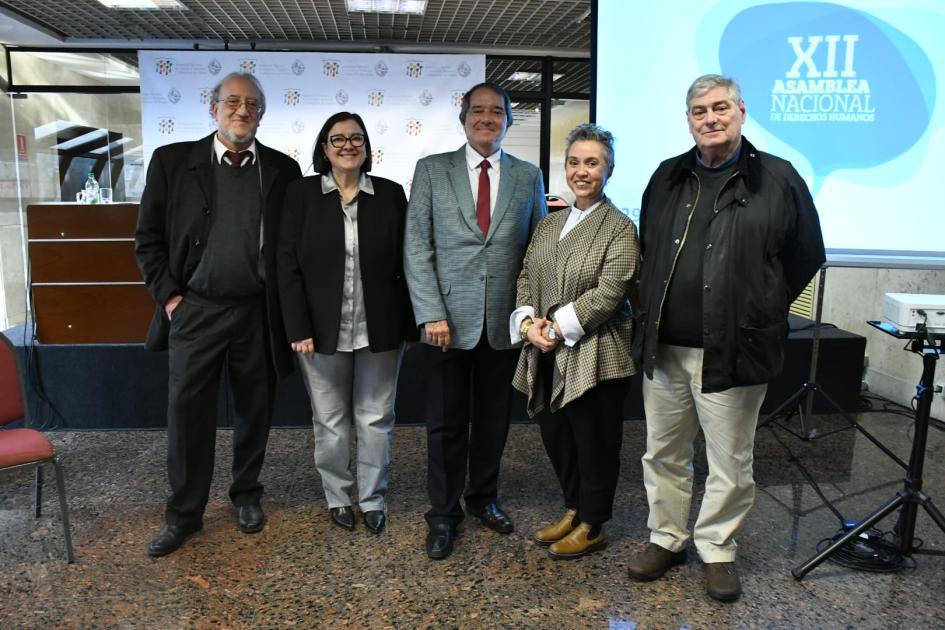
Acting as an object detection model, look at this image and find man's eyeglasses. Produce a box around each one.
[216,97,263,114]
[328,134,366,148]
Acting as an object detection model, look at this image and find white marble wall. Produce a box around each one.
[821,266,945,418]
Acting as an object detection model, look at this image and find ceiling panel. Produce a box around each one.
[0,0,591,54]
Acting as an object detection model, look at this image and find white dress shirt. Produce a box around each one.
[322,172,374,352]
[466,144,501,217]
[212,135,257,166]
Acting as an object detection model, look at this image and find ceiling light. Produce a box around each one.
[508,72,564,82]
[346,0,427,15]
[97,0,187,9]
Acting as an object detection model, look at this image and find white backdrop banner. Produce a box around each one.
[138,51,485,194]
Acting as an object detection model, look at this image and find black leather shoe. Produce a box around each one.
[471,502,514,534]
[330,506,356,531]
[363,510,386,534]
[148,521,202,557]
[425,523,457,559]
[237,503,265,534]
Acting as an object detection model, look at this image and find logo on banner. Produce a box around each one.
[158,118,175,135]
[167,88,181,104]
[406,62,423,78]
[292,120,305,134]
[372,149,384,164]
[335,89,349,105]
[286,148,300,161]
[375,120,388,134]
[457,62,472,78]
[292,59,306,76]
[770,35,871,123]
[240,59,257,74]
[199,88,214,105]
[405,177,413,195]
[284,89,301,106]
[374,61,389,77]
[323,60,340,77]
[406,119,422,136]
[720,2,936,189]
[451,90,465,107]
[208,58,222,75]
[155,58,174,76]
[368,90,385,107]
[418,90,433,106]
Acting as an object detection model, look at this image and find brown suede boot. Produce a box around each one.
[534,509,577,546]
[626,542,687,581]
[705,562,741,602]
[547,523,606,560]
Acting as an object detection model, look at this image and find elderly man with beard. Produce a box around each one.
[135,72,301,556]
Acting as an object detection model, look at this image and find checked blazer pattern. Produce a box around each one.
[513,200,641,416]
[404,146,547,350]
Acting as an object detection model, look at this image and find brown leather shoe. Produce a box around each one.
[705,562,741,602]
[535,509,577,546]
[547,523,606,560]
[626,542,687,581]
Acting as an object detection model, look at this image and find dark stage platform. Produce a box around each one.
[4,314,865,430]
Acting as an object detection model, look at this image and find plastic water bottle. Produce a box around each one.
[84,172,100,204]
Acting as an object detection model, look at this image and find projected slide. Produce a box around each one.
[595,1,945,267]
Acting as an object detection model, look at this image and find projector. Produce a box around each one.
[883,293,945,333]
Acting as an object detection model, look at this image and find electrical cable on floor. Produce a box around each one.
[23,279,66,431]
[816,526,916,572]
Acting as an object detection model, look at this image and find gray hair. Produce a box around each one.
[458,81,514,127]
[211,72,266,114]
[685,74,742,110]
[565,123,615,169]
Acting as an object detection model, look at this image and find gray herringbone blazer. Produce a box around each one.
[404,145,547,350]
[513,200,640,416]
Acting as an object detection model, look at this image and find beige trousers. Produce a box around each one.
[641,344,767,562]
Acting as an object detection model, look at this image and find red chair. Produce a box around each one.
[0,333,75,562]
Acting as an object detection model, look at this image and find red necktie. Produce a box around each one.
[224,150,248,168]
[476,159,491,236]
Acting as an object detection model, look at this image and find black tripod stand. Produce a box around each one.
[760,267,851,440]
[793,321,945,579]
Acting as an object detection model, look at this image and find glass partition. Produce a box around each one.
[1,49,144,328]
[9,50,139,88]
[547,99,590,205]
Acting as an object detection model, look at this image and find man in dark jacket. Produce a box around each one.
[135,72,301,557]
[626,75,825,601]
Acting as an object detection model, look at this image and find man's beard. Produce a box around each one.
[218,126,256,146]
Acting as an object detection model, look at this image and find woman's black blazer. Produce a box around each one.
[277,173,418,354]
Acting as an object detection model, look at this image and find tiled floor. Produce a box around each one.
[2,410,945,628]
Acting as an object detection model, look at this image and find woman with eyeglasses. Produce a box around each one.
[277,111,417,534]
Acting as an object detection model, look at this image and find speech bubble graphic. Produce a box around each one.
[719,2,935,193]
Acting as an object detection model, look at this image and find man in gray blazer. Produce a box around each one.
[405,81,547,559]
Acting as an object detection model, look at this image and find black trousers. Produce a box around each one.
[536,352,628,526]
[422,333,519,526]
[164,296,274,526]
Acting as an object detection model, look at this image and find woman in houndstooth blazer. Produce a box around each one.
[511,124,640,559]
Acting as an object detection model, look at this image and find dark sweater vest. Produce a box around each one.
[659,161,737,348]
[187,159,264,300]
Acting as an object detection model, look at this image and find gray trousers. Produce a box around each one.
[297,346,401,511]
